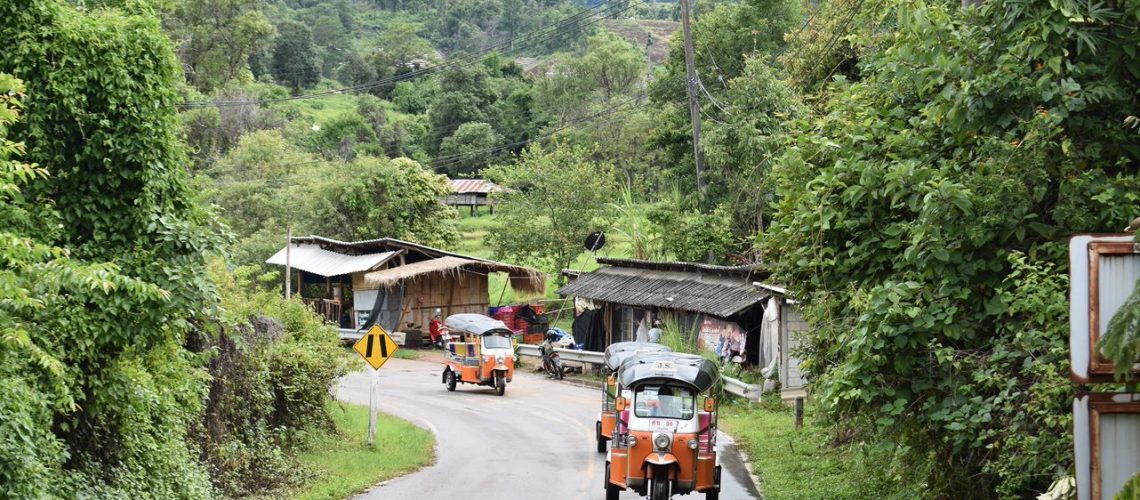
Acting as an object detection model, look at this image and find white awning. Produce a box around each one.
[266,243,398,277]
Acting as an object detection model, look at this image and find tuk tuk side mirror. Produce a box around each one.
[704,397,715,412]
[615,397,627,411]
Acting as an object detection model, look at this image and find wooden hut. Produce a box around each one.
[266,236,544,335]
[443,179,502,215]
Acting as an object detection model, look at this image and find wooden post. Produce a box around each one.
[679,0,707,196]
[794,397,804,430]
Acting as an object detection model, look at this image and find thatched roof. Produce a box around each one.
[362,255,546,296]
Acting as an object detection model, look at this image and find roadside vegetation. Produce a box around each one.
[289,403,435,500]
[3,0,1139,496]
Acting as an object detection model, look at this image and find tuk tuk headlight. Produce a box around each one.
[653,433,671,451]
[627,435,638,448]
[496,355,504,365]
[688,439,698,450]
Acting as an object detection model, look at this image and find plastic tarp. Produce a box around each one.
[759,299,780,379]
[573,309,606,353]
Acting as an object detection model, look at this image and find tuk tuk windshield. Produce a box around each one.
[634,384,694,419]
[482,334,512,350]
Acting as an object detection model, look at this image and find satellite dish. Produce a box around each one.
[584,232,606,252]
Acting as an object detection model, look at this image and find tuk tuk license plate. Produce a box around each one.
[647,419,678,432]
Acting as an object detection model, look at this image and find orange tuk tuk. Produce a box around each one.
[597,342,672,453]
[606,353,721,500]
[440,314,515,396]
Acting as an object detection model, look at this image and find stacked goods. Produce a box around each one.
[493,306,517,332]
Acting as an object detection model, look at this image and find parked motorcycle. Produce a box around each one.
[539,331,564,380]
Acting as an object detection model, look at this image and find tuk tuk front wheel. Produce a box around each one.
[445,370,457,392]
[605,463,620,500]
[650,472,671,500]
[494,372,506,396]
[595,422,606,453]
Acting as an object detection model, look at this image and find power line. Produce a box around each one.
[178,0,645,109]
[801,0,866,87]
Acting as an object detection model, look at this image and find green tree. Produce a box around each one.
[762,0,1140,495]
[162,0,276,92]
[310,156,460,248]
[365,21,437,98]
[484,143,617,279]
[2,0,224,494]
[272,20,321,93]
[438,122,502,177]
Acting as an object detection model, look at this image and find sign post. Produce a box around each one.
[352,324,399,446]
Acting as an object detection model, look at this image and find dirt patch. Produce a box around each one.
[601,19,679,64]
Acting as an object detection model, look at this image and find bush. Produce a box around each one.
[195,262,351,496]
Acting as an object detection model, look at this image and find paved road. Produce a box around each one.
[336,355,761,500]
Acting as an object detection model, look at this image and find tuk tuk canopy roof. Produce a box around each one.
[445,313,512,335]
[619,353,719,393]
[603,342,672,372]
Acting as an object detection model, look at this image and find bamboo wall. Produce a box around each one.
[402,271,489,331]
[352,268,489,332]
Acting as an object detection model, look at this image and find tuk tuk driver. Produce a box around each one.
[646,386,685,418]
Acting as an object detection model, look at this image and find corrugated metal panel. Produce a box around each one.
[1099,413,1140,497]
[556,266,766,317]
[265,244,397,277]
[1097,254,1140,336]
[449,179,500,194]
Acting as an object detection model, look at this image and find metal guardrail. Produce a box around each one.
[515,345,761,402]
[723,376,763,402]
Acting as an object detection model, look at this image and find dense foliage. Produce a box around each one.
[763,0,1140,495]
[1,1,355,496]
[484,143,617,279]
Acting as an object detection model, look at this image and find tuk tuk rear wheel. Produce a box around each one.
[445,370,457,392]
[596,422,606,453]
[704,489,719,500]
[494,372,505,396]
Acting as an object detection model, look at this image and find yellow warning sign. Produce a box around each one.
[353,325,399,371]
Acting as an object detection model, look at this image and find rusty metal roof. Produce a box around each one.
[448,179,501,194]
[556,265,769,318]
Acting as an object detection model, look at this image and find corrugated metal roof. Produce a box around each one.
[448,179,500,194]
[556,266,768,317]
[265,244,397,277]
[595,257,767,276]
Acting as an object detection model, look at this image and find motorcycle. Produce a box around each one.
[430,325,451,350]
[539,332,564,380]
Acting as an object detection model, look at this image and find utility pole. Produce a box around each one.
[285,226,292,300]
[679,0,707,196]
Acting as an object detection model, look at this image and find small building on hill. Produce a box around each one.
[266,236,544,335]
[556,257,770,361]
[443,179,502,215]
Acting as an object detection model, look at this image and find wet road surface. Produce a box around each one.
[336,355,761,500]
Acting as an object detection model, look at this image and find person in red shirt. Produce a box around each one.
[429,308,445,349]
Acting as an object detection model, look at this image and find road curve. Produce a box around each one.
[336,355,761,500]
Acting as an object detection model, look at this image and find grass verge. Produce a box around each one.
[288,402,435,500]
[719,399,913,499]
